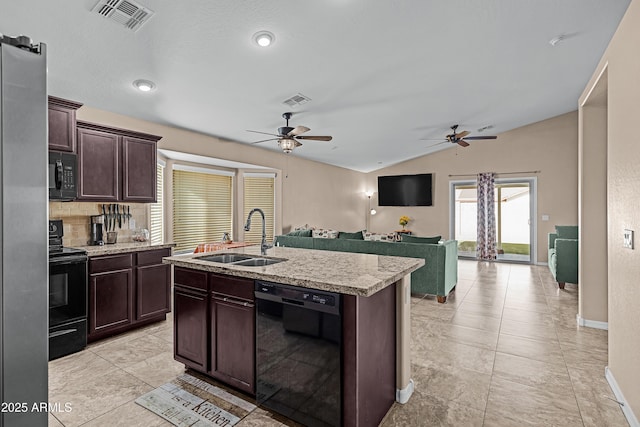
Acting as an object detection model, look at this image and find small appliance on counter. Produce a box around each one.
[90,215,104,246]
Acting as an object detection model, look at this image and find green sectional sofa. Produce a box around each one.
[274,234,458,302]
[548,225,579,289]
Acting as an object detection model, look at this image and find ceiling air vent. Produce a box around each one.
[282,93,311,107]
[92,0,154,32]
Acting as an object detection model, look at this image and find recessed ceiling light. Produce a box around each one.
[133,79,156,92]
[253,31,275,47]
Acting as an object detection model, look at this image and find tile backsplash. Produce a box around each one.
[49,201,149,247]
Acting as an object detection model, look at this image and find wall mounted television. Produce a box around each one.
[377,173,433,206]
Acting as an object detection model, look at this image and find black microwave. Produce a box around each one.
[48,151,77,200]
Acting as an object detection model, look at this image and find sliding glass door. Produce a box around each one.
[450,178,536,263]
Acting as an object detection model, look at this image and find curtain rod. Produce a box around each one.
[448,170,540,178]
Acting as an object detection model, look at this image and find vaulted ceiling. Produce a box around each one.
[1,0,630,172]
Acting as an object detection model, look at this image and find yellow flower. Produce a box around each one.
[399,215,410,227]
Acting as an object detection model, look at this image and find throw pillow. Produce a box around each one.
[294,224,315,231]
[286,229,312,237]
[402,235,441,244]
[363,231,397,242]
[312,228,339,239]
[338,231,364,240]
[555,225,578,239]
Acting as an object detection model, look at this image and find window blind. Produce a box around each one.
[243,176,275,244]
[149,162,164,244]
[173,169,233,252]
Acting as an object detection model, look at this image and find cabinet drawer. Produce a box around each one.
[175,267,208,291]
[90,253,133,274]
[210,274,254,301]
[136,248,171,266]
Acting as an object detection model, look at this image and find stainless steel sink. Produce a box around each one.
[196,253,285,267]
[232,258,284,267]
[196,254,252,263]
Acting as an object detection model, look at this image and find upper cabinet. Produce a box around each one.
[76,121,161,202]
[48,96,83,152]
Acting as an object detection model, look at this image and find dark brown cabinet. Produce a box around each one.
[48,96,82,152]
[136,249,171,321]
[209,274,255,394]
[76,121,161,202]
[88,248,172,342]
[173,268,256,394]
[174,268,209,371]
[88,254,134,337]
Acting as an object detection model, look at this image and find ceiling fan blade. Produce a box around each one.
[455,130,470,139]
[427,140,449,147]
[295,135,333,141]
[247,130,280,137]
[251,138,279,144]
[288,125,310,136]
[463,135,498,140]
[457,139,470,147]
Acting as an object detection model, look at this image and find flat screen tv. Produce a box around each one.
[378,173,433,206]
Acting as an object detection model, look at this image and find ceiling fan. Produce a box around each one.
[423,124,497,147]
[246,112,333,153]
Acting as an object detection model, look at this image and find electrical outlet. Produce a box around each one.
[623,229,634,249]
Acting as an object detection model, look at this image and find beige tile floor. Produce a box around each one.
[48,260,628,426]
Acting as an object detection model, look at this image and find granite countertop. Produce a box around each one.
[163,246,424,297]
[80,242,176,257]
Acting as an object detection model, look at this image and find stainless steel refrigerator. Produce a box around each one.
[0,35,48,427]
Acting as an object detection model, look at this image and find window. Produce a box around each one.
[243,174,275,244]
[173,168,233,252]
[149,162,164,244]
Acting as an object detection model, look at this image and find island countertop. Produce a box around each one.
[163,245,424,297]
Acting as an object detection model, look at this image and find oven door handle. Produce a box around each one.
[49,328,78,338]
[49,256,88,266]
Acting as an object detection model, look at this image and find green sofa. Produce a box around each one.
[548,225,578,289]
[274,234,458,303]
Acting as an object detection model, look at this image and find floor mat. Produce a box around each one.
[135,373,256,427]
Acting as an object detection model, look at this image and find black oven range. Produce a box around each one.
[48,219,88,360]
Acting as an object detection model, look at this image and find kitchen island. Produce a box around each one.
[163,246,423,427]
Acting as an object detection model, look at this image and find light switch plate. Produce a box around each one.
[541,214,550,221]
[623,229,634,249]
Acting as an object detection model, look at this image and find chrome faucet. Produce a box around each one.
[244,208,271,255]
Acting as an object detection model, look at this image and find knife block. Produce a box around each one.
[106,231,117,244]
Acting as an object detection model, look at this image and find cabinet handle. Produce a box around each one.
[213,294,253,307]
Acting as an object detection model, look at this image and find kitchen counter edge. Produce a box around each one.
[81,242,176,257]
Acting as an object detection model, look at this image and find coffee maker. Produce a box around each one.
[90,215,104,245]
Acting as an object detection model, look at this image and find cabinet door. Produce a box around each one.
[89,268,133,336]
[210,295,255,394]
[174,287,208,371]
[122,136,156,202]
[77,127,120,201]
[48,106,76,152]
[136,263,171,321]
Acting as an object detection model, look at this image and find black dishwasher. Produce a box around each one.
[255,281,342,427]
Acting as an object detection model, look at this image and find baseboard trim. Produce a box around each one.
[606,366,640,427]
[576,313,608,330]
[396,378,414,404]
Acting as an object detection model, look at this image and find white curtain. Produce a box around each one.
[477,172,497,260]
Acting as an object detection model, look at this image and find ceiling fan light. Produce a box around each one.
[278,138,296,153]
[253,31,275,47]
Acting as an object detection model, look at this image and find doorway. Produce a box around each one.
[450,178,537,263]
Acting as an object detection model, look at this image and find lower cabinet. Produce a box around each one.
[88,248,171,342]
[209,274,255,394]
[173,268,256,395]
